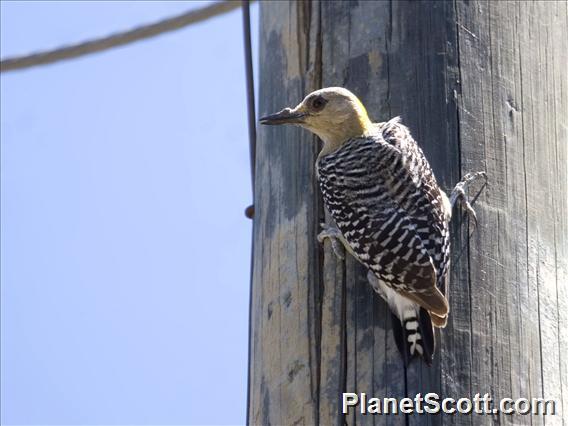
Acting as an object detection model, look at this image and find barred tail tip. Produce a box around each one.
[391,308,435,366]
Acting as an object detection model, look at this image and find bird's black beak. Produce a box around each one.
[259,108,306,125]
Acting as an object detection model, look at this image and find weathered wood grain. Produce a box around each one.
[248,2,322,424]
[454,2,567,424]
[249,1,567,424]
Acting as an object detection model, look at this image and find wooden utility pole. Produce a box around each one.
[248,2,567,424]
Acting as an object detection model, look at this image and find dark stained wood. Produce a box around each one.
[249,1,567,424]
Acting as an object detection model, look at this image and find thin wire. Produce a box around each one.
[1,1,248,73]
[242,2,257,189]
[241,1,256,424]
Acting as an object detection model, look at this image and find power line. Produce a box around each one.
[1,1,248,73]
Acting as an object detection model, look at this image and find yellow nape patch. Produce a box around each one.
[353,98,373,134]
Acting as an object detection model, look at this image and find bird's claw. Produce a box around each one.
[318,223,345,260]
[456,188,478,228]
[450,171,487,231]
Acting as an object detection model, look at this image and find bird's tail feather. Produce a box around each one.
[391,307,434,366]
[366,271,436,365]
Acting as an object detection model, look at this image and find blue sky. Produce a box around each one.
[1,1,258,424]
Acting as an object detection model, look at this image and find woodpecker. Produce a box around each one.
[260,87,484,365]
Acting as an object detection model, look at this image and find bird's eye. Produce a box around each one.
[310,96,327,111]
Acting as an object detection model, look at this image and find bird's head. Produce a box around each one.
[260,87,373,155]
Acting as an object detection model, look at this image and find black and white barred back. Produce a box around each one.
[317,117,451,363]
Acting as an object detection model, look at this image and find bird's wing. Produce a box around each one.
[318,134,448,316]
[337,182,449,317]
[377,118,451,289]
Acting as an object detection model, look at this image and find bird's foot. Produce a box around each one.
[450,171,487,229]
[317,223,345,260]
